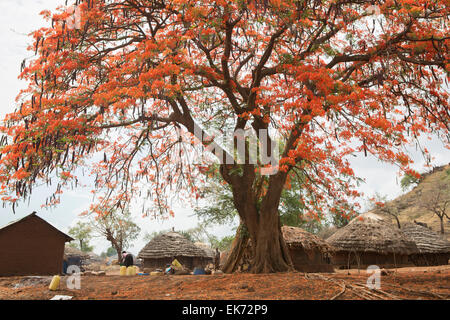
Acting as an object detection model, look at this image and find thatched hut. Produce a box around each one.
[327,215,419,269]
[194,242,215,260]
[220,226,335,273]
[401,223,450,266]
[137,232,213,270]
[64,246,89,270]
[282,226,335,272]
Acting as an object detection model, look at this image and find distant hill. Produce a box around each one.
[375,163,450,240]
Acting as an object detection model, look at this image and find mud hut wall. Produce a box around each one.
[143,257,188,270]
[288,247,334,272]
[0,217,66,276]
[409,253,450,266]
[331,251,412,269]
[192,257,213,269]
[288,248,326,265]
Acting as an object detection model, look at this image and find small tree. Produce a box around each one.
[91,208,141,263]
[106,247,118,257]
[377,203,402,229]
[180,224,210,243]
[209,235,235,252]
[400,173,421,191]
[143,227,205,243]
[142,230,163,243]
[421,182,450,234]
[101,247,118,258]
[68,221,94,252]
[331,208,354,229]
[371,193,402,229]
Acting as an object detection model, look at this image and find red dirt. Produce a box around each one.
[0,266,448,300]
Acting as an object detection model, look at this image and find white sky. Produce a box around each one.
[0,1,448,255]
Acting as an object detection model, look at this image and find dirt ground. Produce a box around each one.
[0,265,448,300]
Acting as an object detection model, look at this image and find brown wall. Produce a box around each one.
[289,248,334,273]
[0,216,67,276]
[409,253,450,266]
[331,251,412,269]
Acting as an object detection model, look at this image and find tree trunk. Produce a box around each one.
[112,244,123,263]
[394,216,401,229]
[221,224,250,273]
[251,208,293,273]
[223,211,293,274]
[105,228,123,263]
[219,147,293,273]
[440,216,445,234]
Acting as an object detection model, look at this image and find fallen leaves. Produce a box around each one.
[0,267,448,300]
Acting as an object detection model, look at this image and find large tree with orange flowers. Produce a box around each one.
[0,0,449,273]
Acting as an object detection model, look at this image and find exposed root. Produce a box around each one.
[379,283,448,300]
[305,273,402,300]
[330,283,346,300]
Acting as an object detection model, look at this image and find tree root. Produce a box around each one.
[306,272,448,300]
[304,273,402,300]
[378,282,448,300]
[330,283,346,300]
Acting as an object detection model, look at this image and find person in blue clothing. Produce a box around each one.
[165,263,175,275]
[62,257,68,274]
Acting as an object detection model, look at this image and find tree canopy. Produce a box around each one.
[0,0,448,272]
[68,221,94,252]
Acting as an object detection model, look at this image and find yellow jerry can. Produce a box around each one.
[119,266,127,276]
[172,259,182,268]
[49,275,61,291]
[126,266,134,276]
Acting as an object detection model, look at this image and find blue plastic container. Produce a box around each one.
[193,268,206,275]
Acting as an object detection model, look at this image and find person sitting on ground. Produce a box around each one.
[165,263,175,275]
[122,251,134,267]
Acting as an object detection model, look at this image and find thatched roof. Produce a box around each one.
[138,232,212,259]
[401,223,450,254]
[353,211,384,222]
[327,216,419,255]
[282,226,334,254]
[194,242,215,258]
[64,246,89,258]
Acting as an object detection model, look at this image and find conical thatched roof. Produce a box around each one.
[138,232,211,259]
[282,226,334,254]
[401,223,450,254]
[64,246,90,258]
[194,242,215,258]
[327,216,419,255]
